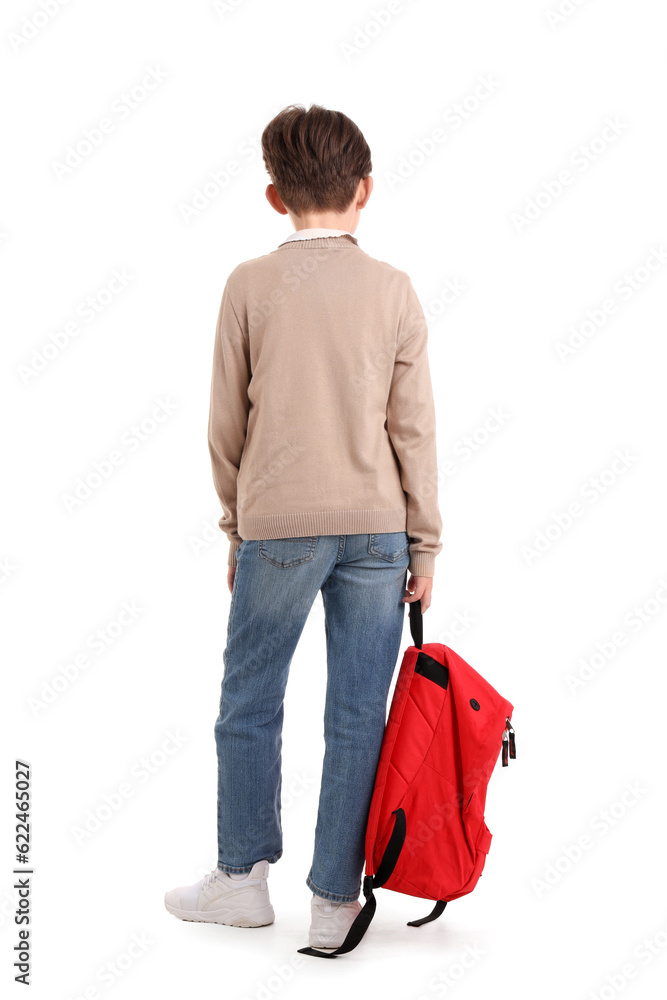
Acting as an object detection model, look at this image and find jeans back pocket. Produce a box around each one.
[368,532,410,562]
[258,536,318,568]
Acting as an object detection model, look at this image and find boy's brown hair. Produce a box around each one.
[261,103,372,215]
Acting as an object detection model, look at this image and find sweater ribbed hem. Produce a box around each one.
[226,508,436,577]
[238,507,406,539]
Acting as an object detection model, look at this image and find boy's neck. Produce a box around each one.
[287,212,358,235]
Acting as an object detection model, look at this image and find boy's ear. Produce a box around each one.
[357,175,373,208]
[265,184,288,215]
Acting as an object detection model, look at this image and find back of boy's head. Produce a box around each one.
[261,103,372,216]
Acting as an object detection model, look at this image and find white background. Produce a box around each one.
[2,0,666,997]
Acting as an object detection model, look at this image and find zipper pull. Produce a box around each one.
[506,717,516,760]
[501,730,509,767]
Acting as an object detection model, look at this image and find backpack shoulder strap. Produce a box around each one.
[297,806,447,958]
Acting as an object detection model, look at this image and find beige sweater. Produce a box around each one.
[208,232,442,577]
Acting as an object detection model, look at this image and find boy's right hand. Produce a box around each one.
[227,566,235,594]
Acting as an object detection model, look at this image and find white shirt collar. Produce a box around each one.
[278,227,358,246]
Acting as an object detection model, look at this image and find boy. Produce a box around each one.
[165,104,442,951]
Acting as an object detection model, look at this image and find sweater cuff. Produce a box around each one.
[408,552,435,578]
[228,539,242,568]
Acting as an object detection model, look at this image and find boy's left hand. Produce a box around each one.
[402,575,433,613]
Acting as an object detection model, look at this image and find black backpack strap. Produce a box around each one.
[407,899,448,925]
[297,807,407,959]
[409,596,423,649]
[297,806,448,958]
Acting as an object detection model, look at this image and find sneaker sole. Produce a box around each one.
[164,901,275,927]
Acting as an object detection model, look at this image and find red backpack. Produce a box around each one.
[298,599,516,958]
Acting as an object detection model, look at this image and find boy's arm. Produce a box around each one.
[386,275,443,578]
[207,278,251,568]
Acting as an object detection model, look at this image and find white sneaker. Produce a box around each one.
[164,860,274,927]
[308,892,363,950]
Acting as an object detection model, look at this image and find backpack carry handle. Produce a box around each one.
[408,597,423,649]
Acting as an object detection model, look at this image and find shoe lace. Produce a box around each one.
[202,870,223,890]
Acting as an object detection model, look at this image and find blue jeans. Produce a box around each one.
[214,531,410,902]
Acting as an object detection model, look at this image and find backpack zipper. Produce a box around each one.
[503,716,516,764]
